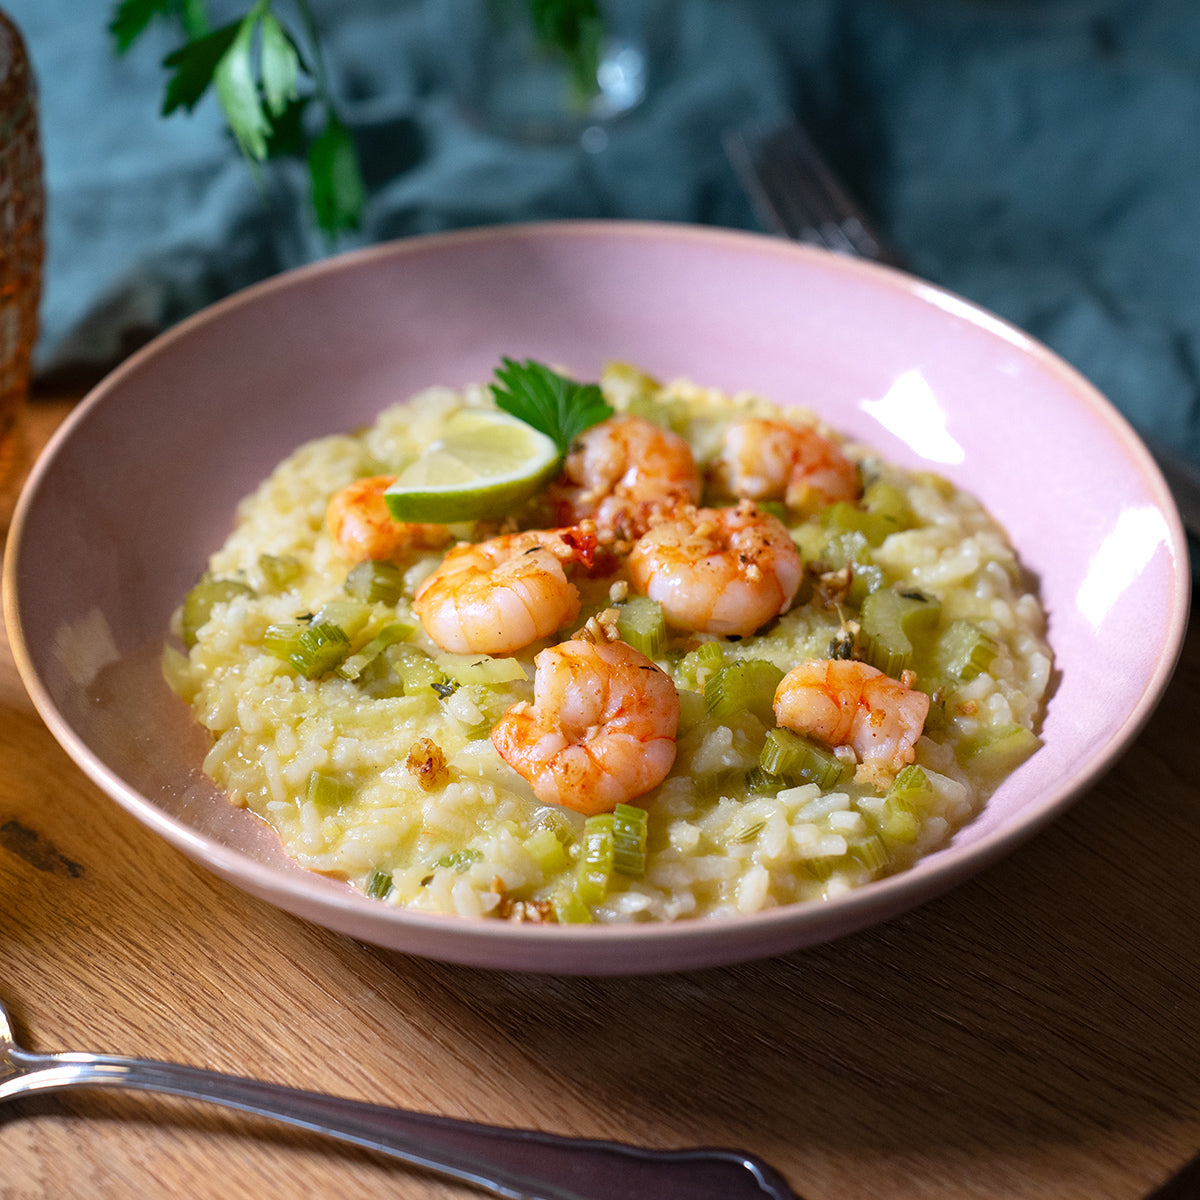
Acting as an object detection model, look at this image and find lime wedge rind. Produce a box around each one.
[383,410,561,523]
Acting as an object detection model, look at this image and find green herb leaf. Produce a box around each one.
[161,20,239,114]
[491,358,613,456]
[528,0,602,101]
[109,0,177,53]
[215,4,272,161]
[258,11,300,117]
[308,112,365,234]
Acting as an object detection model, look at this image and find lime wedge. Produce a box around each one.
[383,410,562,523]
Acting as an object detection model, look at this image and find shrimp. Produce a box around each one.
[773,658,930,777]
[413,527,595,655]
[714,418,859,513]
[549,414,702,541]
[326,475,450,563]
[627,501,803,637]
[491,633,680,814]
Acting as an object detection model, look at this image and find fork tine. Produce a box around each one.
[724,118,904,267]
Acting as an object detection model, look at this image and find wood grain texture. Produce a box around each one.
[3,396,1198,1200]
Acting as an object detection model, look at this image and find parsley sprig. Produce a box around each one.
[111,0,364,236]
[109,0,607,238]
[491,358,613,456]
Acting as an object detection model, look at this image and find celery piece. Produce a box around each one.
[434,653,528,686]
[616,595,667,658]
[956,722,1042,775]
[790,519,827,564]
[263,620,351,679]
[935,620,999,683]
[847,562,888,608]
[312,600,372,640]
[432,848,482,872]
[822,528,873,572]
[679,640,724,689]
[575,814,615,905]
[305,770,353,809]
[552,889,594,924]
[612,804,648,878]
[365,869,393,900]
[759,727,846,790]
[847,834,890,872]
[861,479,917,538]
[886,764,936,814]
[181,575,255,647]
[378,644,445,696]
[344,559,405,605]
[704,659,785,726]
[859,588,941,677]
[820,500,894,548]
[337,622,414,681]
[525,827,570,877]
[258,553,302,591]
[879,806,921,845]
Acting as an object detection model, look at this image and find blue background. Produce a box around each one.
[13,0,1200,472]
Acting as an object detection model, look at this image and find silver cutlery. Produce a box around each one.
[1,995,800,1199]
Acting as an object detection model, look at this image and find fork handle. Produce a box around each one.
[6,1048,796,1200]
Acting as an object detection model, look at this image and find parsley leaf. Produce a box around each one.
[161,21,240,115]
[491,358,613,457]
[308,112,366,233]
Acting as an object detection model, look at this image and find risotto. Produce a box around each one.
[165,361,1052,924]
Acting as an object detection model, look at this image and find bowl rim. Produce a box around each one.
[5,218,1192,970]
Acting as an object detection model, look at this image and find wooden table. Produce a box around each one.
[3,391,1198,1200]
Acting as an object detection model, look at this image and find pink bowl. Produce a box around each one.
[5,221,1189,974]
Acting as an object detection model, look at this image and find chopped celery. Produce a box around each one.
[305,770,353,809]
[258,553,302,590]
[612,804,648,878]
[312,599,372,640]
[879,806,921,845]
[181,575,255,647]
[934,620,999,683]
[847,561,888,607]
[859,588,941,677]
[624,394,689,434]
[365,869,393,900]
[432,848,483,872]
[524,827,570,876]
[821,528,873,572]
[759,727,846,790]
[344,559,405,605]
[434,653,528,686]
[552,889,594,924]
[616,596,667,658]
[575,814,615,905]
[703,659,785,726]
[790,519,827,564]
[886,764,936,814]
[846,834,890,872]
[861,479,917,537]
[679,640,724,689]
[337,622,414,681]
[379,648,446,696]
[956,722,1041,775]
[820,500,894,548]
[263,620,351,679]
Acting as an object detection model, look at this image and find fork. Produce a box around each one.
[0,995,800,1200]
[724,114,1200,541]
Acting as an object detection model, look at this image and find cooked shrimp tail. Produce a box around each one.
[627,501,803,638]
[715,418,859,513]
[773,658,930,781]
[326,475,450,563]
[492,633,680,815]
[413,527,595,655]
